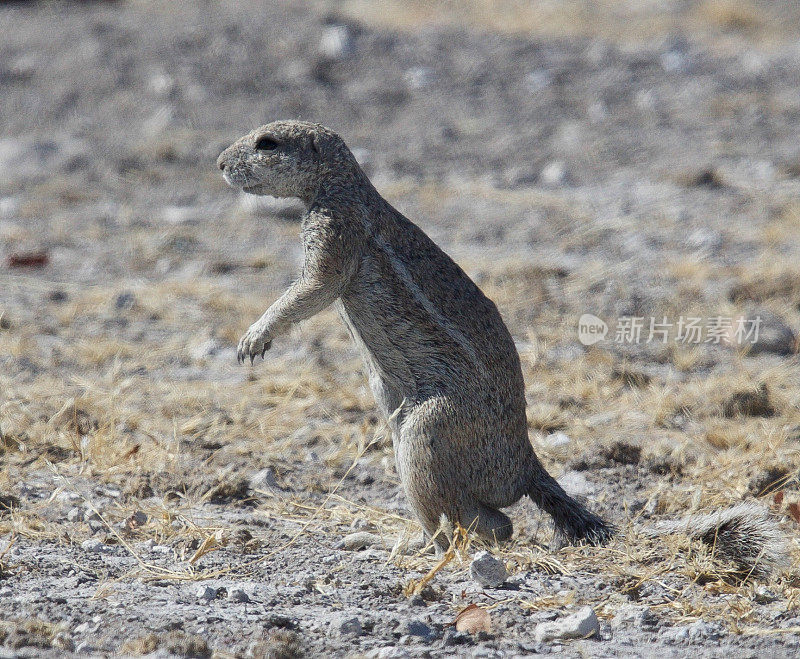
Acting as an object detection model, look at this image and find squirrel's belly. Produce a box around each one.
[334,299,415,414]
[336,292,492,403]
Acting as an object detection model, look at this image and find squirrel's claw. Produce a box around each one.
[236,329,272,366]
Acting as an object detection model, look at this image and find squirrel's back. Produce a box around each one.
[339,196,525,406]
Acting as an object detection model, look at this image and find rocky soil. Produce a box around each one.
[2,1,800,657]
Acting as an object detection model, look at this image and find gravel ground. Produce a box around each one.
[2,1,800,657]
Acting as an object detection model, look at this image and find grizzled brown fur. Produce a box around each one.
[217,120,612,550]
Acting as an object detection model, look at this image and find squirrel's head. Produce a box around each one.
[217,120,359,204]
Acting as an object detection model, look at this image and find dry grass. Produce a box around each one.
[2,180,800,638]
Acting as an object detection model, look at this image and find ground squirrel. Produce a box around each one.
[217,120,612,550]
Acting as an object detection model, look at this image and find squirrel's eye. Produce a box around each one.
[255,136,279,151]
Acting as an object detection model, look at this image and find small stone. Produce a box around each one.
[611,604,656,628]
[405,620,434,639]
[755,586,779,603]
[524,70,553,92]
[114,291,136,310]
[336,531,381,551]
[249,467,279,491]
[504,165,537,187]
[195,585,217,600]
[80,538,110,553]
[67,506,84,522]
[328,614,362,638]
[0,138,30,175]
[88,519,105,534]
[687,227,722,251]
[49,289,68,303]
[584,411,617,428]
[588,101,608,122]
[540,161,568,186]
[148,72,175,96]
[534,606,599,642]
[403,67,431,90]
[470,550,507,588]
[227,587,249,603]
[318,25,352,59]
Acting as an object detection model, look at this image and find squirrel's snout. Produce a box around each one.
[217,151,236,187]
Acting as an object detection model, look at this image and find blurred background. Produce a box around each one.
[3,0,800,371]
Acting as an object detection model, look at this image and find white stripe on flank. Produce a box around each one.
[356,210,482,368]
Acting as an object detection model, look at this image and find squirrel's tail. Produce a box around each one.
[528,469,614,548]
[643,502,788,579]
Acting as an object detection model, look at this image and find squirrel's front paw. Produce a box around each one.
[237,325,273,365]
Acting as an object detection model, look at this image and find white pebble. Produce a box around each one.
[67,507,85,522]
[337,531,381,551]
[80,538,111,554]
[534,606,599,642]
[318,25,352,59]
[249,467,279,491]
[540,161,568,186]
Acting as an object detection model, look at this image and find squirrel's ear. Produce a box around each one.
[310,133,321,156]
